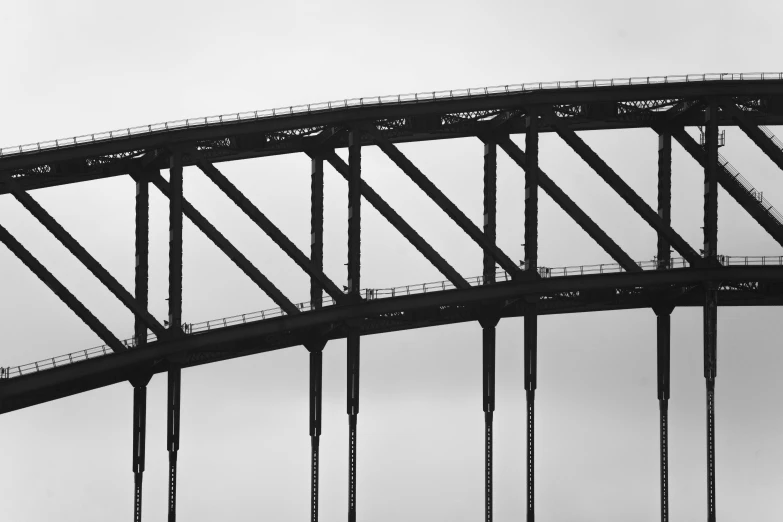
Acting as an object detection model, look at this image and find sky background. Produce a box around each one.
[1,1,782,520]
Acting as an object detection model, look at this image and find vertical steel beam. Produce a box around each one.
[169,152,183,330]
[658,132,672,269]
[525,112,539,274]
[311,156,325,310]
[309,346,324,522]
[703,101,719,522]
[133,171,151,522]
[167,368,181,522]
[704,103,719,262]
[481,140,498,522]
[656,130,673,522]
[480,318,498,522]
[524,111,539,522]
[655,306,672,522]
[167,151,183,522]
[347,130,361,522]
[484,141,497,283]
[132,384,147,522]
[309,155,325,522]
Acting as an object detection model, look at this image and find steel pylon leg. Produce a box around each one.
[524,109,539,522]
[703,100,718,522]
[132,170,150,522]
[655,307,672,522]
[309,346,324,522]
[480,319,498,522]
[524,311,537,522]
[704,285,717,522]
[347,333,360,522]
[132,385,147,522]
[167,368,181,522]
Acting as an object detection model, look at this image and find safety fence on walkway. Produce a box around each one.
[2,73,782,157]
[2,254,781,379]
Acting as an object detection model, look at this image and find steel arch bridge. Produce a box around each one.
[2,72,783,522]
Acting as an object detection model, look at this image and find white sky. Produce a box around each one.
[1,1,782,521]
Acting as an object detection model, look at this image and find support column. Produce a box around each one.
[167,368,181,522]
[167,151,183,522]
[524,110,539,522]
[656,131,673,522]
[658,132,672,269]
[309,155,325,522]
[132,384,148,522]
[480,318,498,521]
[654,305,672,522]
[347,130,361,522]
[481,140,498,522]
[132,171,151,522]
[703,101,719,522]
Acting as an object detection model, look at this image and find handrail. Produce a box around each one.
[759,125,783,154]
[1,254,781,380]
[717,153,783,226]
[1,73,782,158]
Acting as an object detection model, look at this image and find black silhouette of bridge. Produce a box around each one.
[2,72,783,522]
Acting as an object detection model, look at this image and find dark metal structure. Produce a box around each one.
[2,72,783,521]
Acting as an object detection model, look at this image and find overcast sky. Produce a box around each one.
[1,1,783,521]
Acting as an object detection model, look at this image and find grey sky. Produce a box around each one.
[1,1,782,520]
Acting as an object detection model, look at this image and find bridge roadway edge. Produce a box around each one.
[2,265,783,414]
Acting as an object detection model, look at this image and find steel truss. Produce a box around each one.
[2,78,783,521]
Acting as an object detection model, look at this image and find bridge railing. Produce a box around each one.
[2,72,782,158]
[2,254,782,380]
[716,152,783,226]
[759,125,783,153]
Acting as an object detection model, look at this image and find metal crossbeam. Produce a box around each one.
[722,102,783,172]
[0,224,126,353]
[668,128,783,247]
[196,157,346,304]
[497,137,641,273]
[545,113,702,265]
[149,172,299,316]
[362,125,521,276]
[8,180,166,337]
[322,152,470,289]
